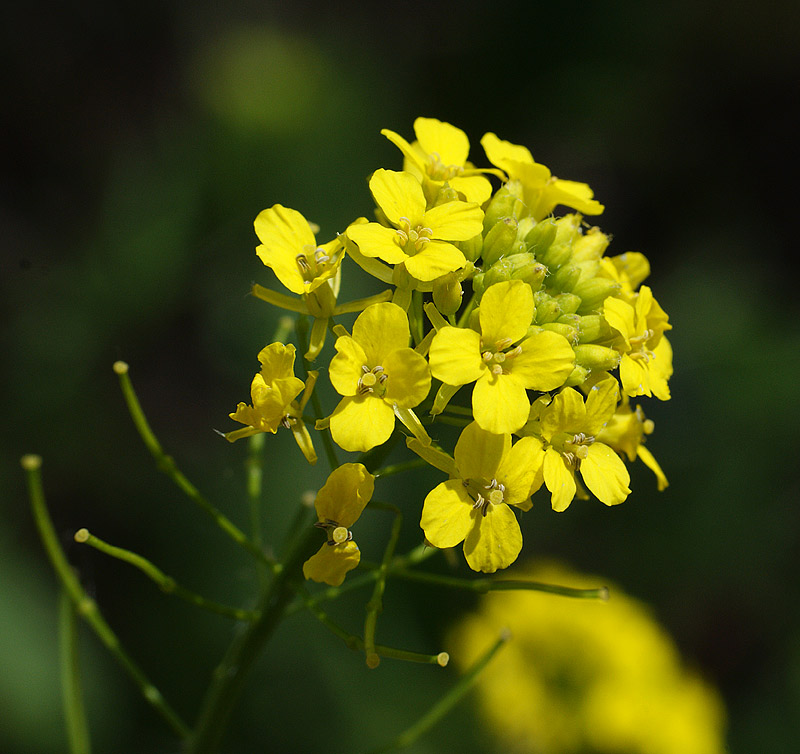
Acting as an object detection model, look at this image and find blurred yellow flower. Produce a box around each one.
[449,562,727,754]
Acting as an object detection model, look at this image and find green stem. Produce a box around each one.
[246,433,269,586]
[368,630,509,753]
[74,529,259,621]
[22,456,190,739]
[59,589,91,754]
[112,362,271,567]
[363,501,403,668]
[372,458,427,479]
[185,525,321,754]
[388,568,609,600]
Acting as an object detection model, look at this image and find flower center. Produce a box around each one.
[357,364,388,396]
[426,152,463,182]
[553,432,595,469]
[628,328,655,362]
[480,337,523,376]
[295,245,335,284]
[463,477,506,516]
[395,217,433,254]
[314,518,354,546]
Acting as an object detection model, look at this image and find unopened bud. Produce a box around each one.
[524,218,558,258]
[564,364,591,387]
[576,314,613,343]
[457,233,483,263]
[550,264,581,292]
[472,271,486,298]
[541,322,578,344]
[536,215,580,268]
[483,181,524,231]
[555,293,581,316]
[574,277,622,314]
[574,344,621,371]
[482,217,519,267]
[572,227,610,263]
[483,253,545,291]
[534,294,561,324]
[433,272,463,316]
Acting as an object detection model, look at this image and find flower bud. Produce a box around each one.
[483,181,524,232]
[433,272,463,316]
[483,253,546,292]
[534,294,561,324]
[574,277,622,314]
[574,344,621,371]
[555,293,581,315]
[524,218,557,258]
[572,226,610,263]
[550,264,581,292]
[471,271,486,298]
[576,314,613,343]
[536,215,580,269]
[458,232,484,263]
[482,217,519,267]
[564,364,591,387]
[541,322,578,344]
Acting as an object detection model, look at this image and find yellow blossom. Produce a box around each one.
[449,562,727,754]
[531,380,631,511]
[225,342,317,464]
[327,302,430,452]
[428,280,575,434]
[598,395,669,490]
[346,169,484,282]
[420,422,540,573]
[303,463,374,586]
[381,117,496,205]
[481,132,604,220]
[604,285,672,400]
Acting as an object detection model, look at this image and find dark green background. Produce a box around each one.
[3,1,798,751]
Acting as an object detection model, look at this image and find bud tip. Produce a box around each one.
[20,454,42,470]
[113,360,129,375]
[437,652,450,667]
[74,528,90,543]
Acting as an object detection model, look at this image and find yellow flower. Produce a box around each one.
[449,561,727,754]
[428,280,575,434]
[481,132,604,220]
[225,343,317,464]
[598,251,651,302]
[420,422,540,573]
[597,395,669,491]
[381,117,495,205]
[303,463,374,587]
[533,380,631,511]
[604,285,673,400]
[345,169,484,282]
[328,302,430,452]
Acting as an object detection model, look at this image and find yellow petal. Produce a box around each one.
[346,221,408,265]
[472,373,530,435]
[540,387,587,440]
[463,503,522,573]
[584,377,620,436]
[352,302,410,365]
[603,296,636,345]
[382,348,431,408]
[637,445,669,491]
[303,541,361,587]
[403,240,466,282]
[254,205,316,295]
[369,169,425,227]
[423,201,484,242]
[329,395,395,452]
[314,462,374,527]
[619,353,650,398]
[495,436,544,506]
[543,448,576,512]
[449,175,493,206]
[429,326,484,386]
[329,336,368,397]
[581,443,631,505]
[511,330,575,391]
[421,480,474,549]
[414,117,470,167]
[479,280,533,346]
[481,132,535,171]
[547,178,604,216]
[381,128,425,172]
[454,422,510,482]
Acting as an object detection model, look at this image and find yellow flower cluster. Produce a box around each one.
[449,562,727,754]
[224,118,673,581]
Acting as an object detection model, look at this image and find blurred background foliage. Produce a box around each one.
[2,0,799,751]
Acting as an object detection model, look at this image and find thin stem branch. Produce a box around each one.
[74,529,259,622]
[22,456,190,739]
[59,589,91,754]
[112,362,271,567]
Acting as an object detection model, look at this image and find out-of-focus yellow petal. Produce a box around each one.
[463,503,522,573]
[314,462,374,528]
[637,445,669,491]
[453,422,509,482]
[421,480,474,549]
[369,169,426,227]
[543,448,577,512]
[329,394,395,452]
[329,336,368,397]
[352,302,410,365]
[303,541,360,587]
[472,373,530,435]
[479,280,533,346]
[547,178,604,216]
[429,327,484,385]
[382,348,430,408]
[581,443,631,505]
